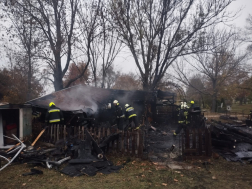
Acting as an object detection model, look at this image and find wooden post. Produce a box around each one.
[54,124,56,142]
[106,128,110,153]
[185,128,190,150]
[181,130,184,160]
[107,127,110,136]
[121,131,125,154]
[82,126,85,140]
[192,128,196,155]
[132,131,136,156]
[50,125,53,142]
[127,131,130,155]
[208,128,212,156]
[103,127,105,138]
[198,128,203,156]
[64,125,66,140]
[98,127,101,143]
[56,124,59,141]
[138,130,143,158]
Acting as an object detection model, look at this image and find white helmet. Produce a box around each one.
[125,104,130,108]
[113,100,118,105]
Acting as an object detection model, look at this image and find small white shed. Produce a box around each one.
[0,103,32,149]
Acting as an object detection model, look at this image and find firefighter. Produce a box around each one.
[174,102,189,136]
[113,100,124,130]
[189,101,195,110]
[124,104,139,130]
[45,102,64,124]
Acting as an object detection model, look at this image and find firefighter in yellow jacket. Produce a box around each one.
[124,104,139,130]
[45,102,64,124]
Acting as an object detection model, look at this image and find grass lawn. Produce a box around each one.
[1,156,252,189]
[231,103,252,115]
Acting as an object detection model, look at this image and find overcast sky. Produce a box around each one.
[0,0,251,95]
[115,0,252,74]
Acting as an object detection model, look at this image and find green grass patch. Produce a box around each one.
[231,103,252,115]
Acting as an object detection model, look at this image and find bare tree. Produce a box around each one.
[73,0,102,88]
[176,29,248,112]
[12,0,82,91]
[75,1,122,88]
[109,0,238,91]
[2,0,44,100]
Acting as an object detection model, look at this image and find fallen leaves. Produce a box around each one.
[174,179,178,182]
[162,183,168,186]
[22,183,26,186]
[212,176,216,180]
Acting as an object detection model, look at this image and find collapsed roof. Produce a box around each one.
[27,84,176,111]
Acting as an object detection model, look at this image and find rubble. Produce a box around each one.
[211,120,252,162]
[0,127,122,176]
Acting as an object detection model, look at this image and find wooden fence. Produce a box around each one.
[180,127,212,160]
[33,123,145,158]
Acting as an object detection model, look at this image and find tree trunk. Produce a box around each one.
[211,81,217,112]
[54,55,63,91]
[27,50,32,101]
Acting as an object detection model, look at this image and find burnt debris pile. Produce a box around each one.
[0,128,123,176]
[211,120,252,162]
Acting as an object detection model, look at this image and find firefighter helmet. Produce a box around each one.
[113,100,118,105]
[125,104,130,109]
[49,102,55,107]
[190,101,194,104]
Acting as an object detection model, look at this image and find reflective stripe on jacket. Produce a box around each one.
[125,106,137,119]
[45,105,64,123]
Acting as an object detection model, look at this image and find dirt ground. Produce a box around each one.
[1,156,252,189]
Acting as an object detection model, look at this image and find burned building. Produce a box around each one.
[27,84,177,126]
[0,84,176,148]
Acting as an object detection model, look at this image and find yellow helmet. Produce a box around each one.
[190,101,194,104]
[49,102,55,107]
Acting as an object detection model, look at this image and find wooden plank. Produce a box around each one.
[82,126,85,140]
[106,128,110,153]
[127,131,130,155]
[208,129,212,156]
[94,127,97,142]
[54,124,56,142]
[102,127,105,138]
[132,131,136,156]
[98,127,101,144]
[138,130,143,158]
[198,128,203,156]
[121,131,125,154]
[64,125,66,140]
[116,133,120,153]
[182,130,184,160]
[192,128,196,149]
[205,127,212,156]
[50,125,53,142]
[107,127,110,136]
[185,128,190,149]
[57,124,59,141]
